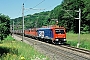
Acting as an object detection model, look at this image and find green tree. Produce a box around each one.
[0,14,10,40]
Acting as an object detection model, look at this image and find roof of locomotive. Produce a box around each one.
[38,27,51,30]
[38,25,65,30]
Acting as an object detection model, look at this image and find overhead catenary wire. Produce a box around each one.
[23,0,63,16]
[23,0,27,3]
[32,0,45,8]
[17,6,22,18]
[24,0,46,14]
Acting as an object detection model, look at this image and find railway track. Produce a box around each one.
[60,45,90,54]
[59,45,90,60]
[13,34,90,60]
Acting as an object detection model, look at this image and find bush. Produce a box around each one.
[0,47,18,56]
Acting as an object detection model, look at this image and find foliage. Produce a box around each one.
[0,14,10,40]
[52,0,90,33]
[11,11,51,30]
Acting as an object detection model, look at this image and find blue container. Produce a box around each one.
[37,28,53,39]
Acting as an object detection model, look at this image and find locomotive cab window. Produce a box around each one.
[55,29,65,34]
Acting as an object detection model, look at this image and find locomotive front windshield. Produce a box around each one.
[55,29,65,34]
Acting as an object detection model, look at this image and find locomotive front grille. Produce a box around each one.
[55,38,66,42]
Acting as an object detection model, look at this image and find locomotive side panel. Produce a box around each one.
[37,28,53,40]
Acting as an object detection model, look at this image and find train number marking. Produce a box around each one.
[39,31,44,37]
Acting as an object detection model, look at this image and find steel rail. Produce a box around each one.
[59,45,90,55]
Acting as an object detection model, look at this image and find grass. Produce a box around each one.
[0,35,49,60]
[66,33,90,50]
[1,33,90,59]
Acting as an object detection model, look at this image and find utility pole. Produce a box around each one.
[13,19,14,37]
[22,3,24,42]
[61,8,81,48]
[21,3,45,41]
[75,8,81,48]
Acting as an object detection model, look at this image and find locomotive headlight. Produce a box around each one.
[55,39,59,41]
[64,39,66,41]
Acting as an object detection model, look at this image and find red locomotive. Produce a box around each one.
[24,28,37,39]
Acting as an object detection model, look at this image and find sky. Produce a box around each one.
[0,0,63,19]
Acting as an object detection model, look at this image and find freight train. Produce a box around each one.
[14,25,66,44]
